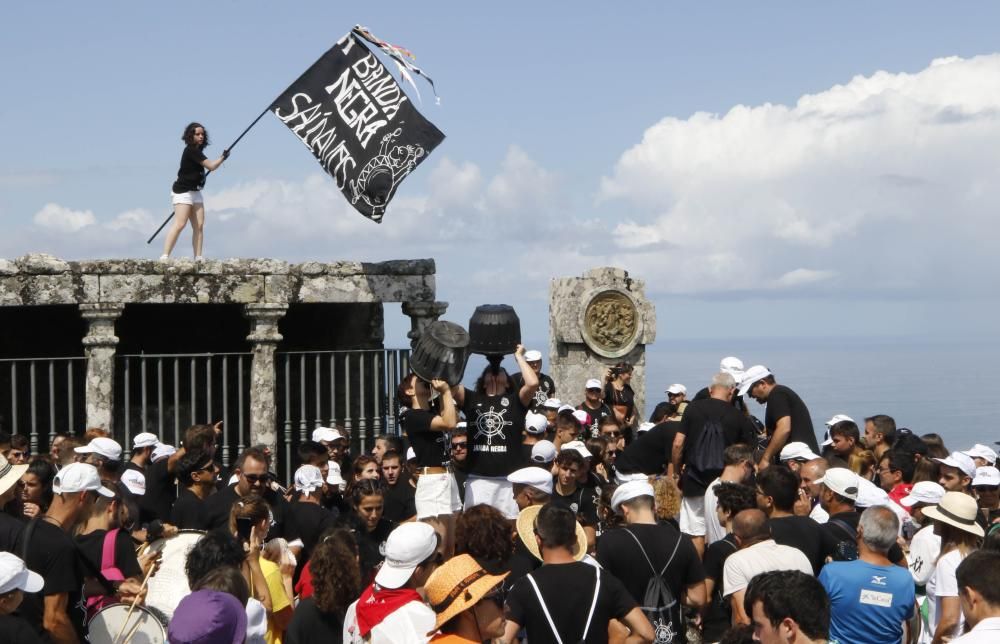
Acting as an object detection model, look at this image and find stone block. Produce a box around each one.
[16,253,70,274]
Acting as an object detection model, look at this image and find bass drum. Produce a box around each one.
[87,603,166,644]
[141,529,205,624]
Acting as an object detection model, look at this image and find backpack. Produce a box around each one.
[688,418,726,482]
[85,528,127,621]
[624,529,683,644]
[526,565,601,644]
[829,518,859,561]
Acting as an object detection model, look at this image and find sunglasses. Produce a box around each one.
[451,442,467,450]
[242,473,269,483]
[603,430,622,438]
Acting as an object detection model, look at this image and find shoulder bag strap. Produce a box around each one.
[100,528,119,570]
[623,528,657,576]
[581,565,602,641]
[830,518,857,540]
[658,534,683,577]
[526,573,564,644]
[20,517,40,561]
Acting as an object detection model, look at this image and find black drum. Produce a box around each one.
[468,305,521,356]
[410,320,471,386]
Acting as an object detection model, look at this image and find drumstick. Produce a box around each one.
[113,563,157,644]
[121,616,143,644]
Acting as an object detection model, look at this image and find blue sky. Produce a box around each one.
[3,3,1000,345]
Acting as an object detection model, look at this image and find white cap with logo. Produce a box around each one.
[585,378,602,390]
[973,466,1000,487]
[816,468,860,501]
[531,440,557,464]
[374,522,439,589]
[74,437,123,461]
[665,384,687,395]
[933,451,977,478]
[326,461,346,486]
[779,442,822,462]
[0,552,43,594]
[525,412,548,436]
[132,432,159,449]
[900,481,945,507]
[561,440,592,459]
[54,463,114,498]
[507,466,554,495]
[524,350,542,362]
[312,427,345,443]
[963,444,998,466]
[737,365,772,397]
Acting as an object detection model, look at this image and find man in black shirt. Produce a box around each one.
[703,482,757,642]
[380,450,416,523]
[504,504,653,644]
[739,365,819,468]
[171,449,218,530]
[617,419,678,476]
[672,372,756,557]
[510,349,556,411]
[756,465,835,575]
[550,449,599,544]
[285,464,337,580]
[577,378,613,438]
[203,446,288,538]
[597,480,706,644]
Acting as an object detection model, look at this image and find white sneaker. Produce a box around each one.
[159,254,169,261]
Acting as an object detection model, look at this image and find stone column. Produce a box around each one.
[244,303,288,456]
[80,303,125,432]
[401,301,449,346]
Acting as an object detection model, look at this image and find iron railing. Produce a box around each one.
[0,357,87,454]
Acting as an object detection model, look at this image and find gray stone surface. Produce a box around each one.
[549,267,657,422]
[80,303,124,432]
[245,304,287,456]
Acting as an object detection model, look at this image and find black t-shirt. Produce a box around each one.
[596,523,705,631]
[703,534,739,642]
[171,488,210,530]
[399,407,446,467]
[506,561,637,644]
[382,480,417,523]
[462,389,528,477]
[577,402,613,438]
[604,383,635,421]
[286,501,338,582]
[14,519,85,640]
[285,597,343,644]
[551,485,600,527]
[504,536,541,594]
[617,421,679,475]
[144,457,176,522]
[769,515,834,576]
[0,512,24,552]
[0,614,42,644]
[348,516,396,586]
[510,371,556,411]
[76,528,143,581]
[679,398,756,497]
[172,144,208,193]
[764,385,818,452]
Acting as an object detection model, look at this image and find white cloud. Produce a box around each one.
[32,203,96,232]
[105,209,155,233]
[599,54,1000,295]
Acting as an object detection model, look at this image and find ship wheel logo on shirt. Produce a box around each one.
[474,406,513,445]
[653,618,675,643]
[533,388,548,406]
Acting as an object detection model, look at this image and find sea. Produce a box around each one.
[463,335,999,451]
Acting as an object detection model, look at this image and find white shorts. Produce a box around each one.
[415,472,463,519]
[171,190,204,205]
[464,475,519,520]
[679,495,706,537]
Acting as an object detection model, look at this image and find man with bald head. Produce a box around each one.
[797,458,829,523]
[722,509,813,625]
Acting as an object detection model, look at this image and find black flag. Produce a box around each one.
[270,32,445,222]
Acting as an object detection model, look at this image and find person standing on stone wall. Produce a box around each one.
[604,362,636,429]
[510,349,556,411]
[162,122,228,261]
[453,345,538,519]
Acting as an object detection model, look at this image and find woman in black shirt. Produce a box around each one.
[286,529,360,644]
[162,122,228,261]
[340,479,395,586]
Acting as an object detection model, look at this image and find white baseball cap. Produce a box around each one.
[779,442,822,462]
[294,465,324,493]
[855,477,890,508]
[524,350,542,362]
[406,447,416,461]
[900,481,945,507]
[541,398,562,410]
[824,414,855,428]
[737,365,772,396]
[934,451,977,478]
[151,442,176,462]
[616,471,649,484]
[132,432,159,449]
[571,409,591,427]
[74,437,123,461]
[585,378,602,390]
[525,412,548,435]
[530,441,557,464]
[120,469,146,496]
[561,440,592,459]
[326,461,346,486]
[611,480,655,512]
[557,404,575,415]
[0,552,43,594]
[973,466,1000,487]
[720,357,744,379]
[507,466,553,495]
[312,427,345,443]
[816,468,860,501]
[666,384,687,395]
[374,522,439,589]
[54,463,114,497]
[637,422,656,434]
[963,444,998,466]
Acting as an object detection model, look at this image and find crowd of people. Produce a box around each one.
[1,347,1000,643]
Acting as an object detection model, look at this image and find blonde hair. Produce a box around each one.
[652,476,682,521]
[848,449,876,478]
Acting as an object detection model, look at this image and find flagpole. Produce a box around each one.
[146,105,274,245]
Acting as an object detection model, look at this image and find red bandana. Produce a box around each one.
[355,583,423,637]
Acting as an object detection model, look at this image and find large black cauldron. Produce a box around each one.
[468,305,521,356]
[409,320,471,386]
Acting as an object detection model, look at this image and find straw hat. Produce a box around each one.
[922,491,985,537]
[424,554,508,631]
[515,504,588,562]
[0,455,29,497]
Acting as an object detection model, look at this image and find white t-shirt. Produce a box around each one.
[343,598,436,644]
[908,525,941,586]
[722,539,814,597]
[927,549,966,643]
[704,477,726,545]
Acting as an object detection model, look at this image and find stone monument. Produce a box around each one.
[549,267,656,420]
